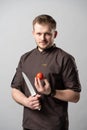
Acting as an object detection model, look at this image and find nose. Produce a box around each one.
[41,34,45,40]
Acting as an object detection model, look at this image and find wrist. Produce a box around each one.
[48,89,56,97]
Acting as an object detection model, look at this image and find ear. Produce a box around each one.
[32,30,34,35]
[54,31,58,38]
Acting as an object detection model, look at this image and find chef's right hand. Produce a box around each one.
[25,94,41,110]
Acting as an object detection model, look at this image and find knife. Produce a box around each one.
[22,72,41,110]
[22,72,36,96]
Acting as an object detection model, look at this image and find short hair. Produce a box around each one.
[33,14,56,30]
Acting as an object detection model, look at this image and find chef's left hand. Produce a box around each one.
[34,77,51,95]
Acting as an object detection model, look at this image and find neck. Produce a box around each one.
[37,44,55,52]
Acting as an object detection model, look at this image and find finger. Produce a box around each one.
[34,77,39,86]
[31,95,41,102]
[35,78,43,91]
[36,94,41,98]
[37,78,43,87]
[44,79,49,86]
[29,100,40,109]
[35,78,45,93]
[36,105,41,110]
[32,101,41,110]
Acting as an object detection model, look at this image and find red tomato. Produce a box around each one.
[36,72,44,80]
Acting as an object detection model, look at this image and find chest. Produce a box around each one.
[23,53,61,78]
[22,52,64,90]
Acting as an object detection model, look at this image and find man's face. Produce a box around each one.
[32,23,57,51]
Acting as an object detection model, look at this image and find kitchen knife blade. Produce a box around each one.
[22,72,36,96]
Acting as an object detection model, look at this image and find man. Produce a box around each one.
[11,14,81,130]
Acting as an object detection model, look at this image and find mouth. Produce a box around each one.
[39,41,47,45]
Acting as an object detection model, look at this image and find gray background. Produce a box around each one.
[0,0,87,130]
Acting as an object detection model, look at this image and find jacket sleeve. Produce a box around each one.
[62,55,81,92]
[11,56,24,92]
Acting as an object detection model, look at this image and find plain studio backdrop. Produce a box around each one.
[0,0,87,130]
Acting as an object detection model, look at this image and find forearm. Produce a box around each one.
[11,88,27,106]
[11,88,41,110]
[54,89,80,103]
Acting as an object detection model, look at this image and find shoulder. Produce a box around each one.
[20,48,37,62]
[54,47,76,68]
[55,47,75,60]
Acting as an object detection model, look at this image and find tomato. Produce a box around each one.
[36,72,44,80]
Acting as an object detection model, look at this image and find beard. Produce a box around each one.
[37,41,54,51]
[37,44,53,51]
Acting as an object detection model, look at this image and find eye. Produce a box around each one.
[37,33,41,36]
[45,33,52,36]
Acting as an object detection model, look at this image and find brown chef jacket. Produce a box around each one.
[11,45,81,130]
